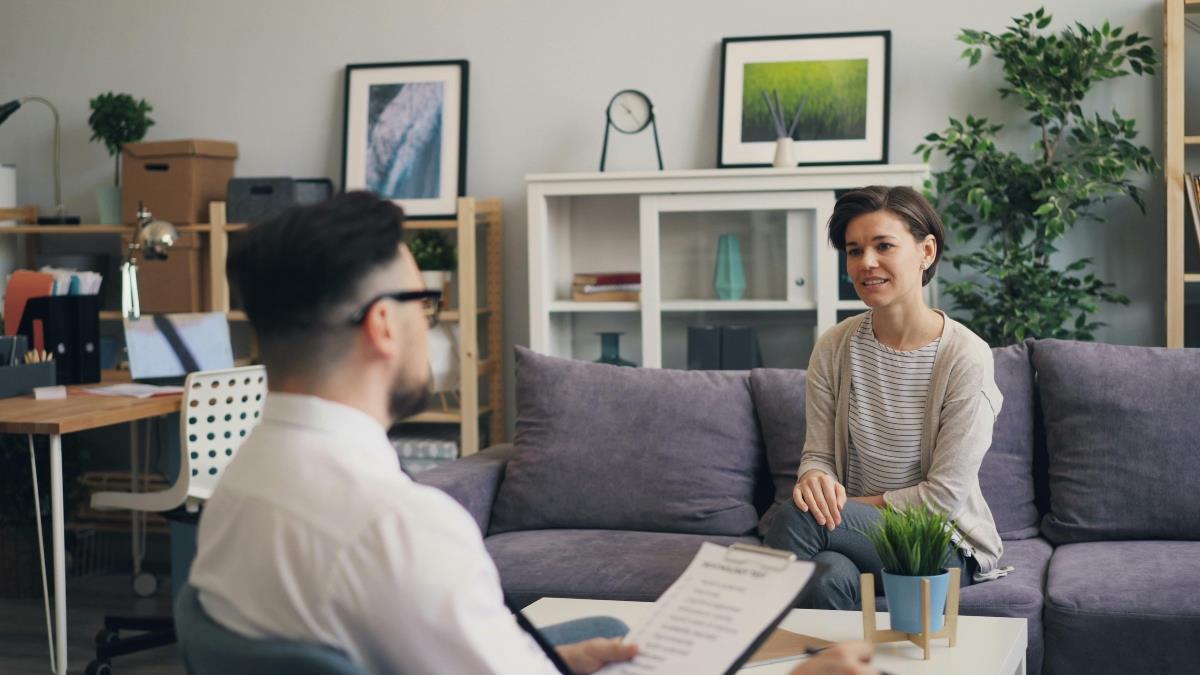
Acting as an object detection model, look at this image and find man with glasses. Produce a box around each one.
[186,192,637,674]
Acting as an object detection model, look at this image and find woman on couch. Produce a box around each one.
[763,185,1009,610]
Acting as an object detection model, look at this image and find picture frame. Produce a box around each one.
[718,31,890,168]
[341,60,468,218]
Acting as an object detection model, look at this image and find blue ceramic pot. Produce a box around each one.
[881,569,951,633]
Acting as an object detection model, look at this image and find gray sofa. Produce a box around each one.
[418,340,1200,675]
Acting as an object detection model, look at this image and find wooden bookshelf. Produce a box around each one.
[1165,0,1200,347]
[0,197,506,455]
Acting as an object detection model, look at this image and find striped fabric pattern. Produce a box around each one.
[845,312,940,498]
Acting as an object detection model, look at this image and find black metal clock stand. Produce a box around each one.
[600,113,664,172]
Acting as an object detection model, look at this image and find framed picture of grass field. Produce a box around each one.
[341,60,468,218]
[718,31,890,167]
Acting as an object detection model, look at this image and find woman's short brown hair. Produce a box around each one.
[827,185,946,287]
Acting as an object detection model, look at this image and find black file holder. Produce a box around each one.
[16,294,101,385]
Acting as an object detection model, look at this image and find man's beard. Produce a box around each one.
[388,365,433,423]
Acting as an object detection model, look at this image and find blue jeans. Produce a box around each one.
[540,616,630,646]
[763,500,971,610]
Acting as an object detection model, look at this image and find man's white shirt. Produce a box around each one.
[189,392,558,674]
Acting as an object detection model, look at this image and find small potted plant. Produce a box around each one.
[88,92,154,224]
[409,230,457,297]
[860,505,957,633]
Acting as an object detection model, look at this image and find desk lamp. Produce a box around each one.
[0,96,80,224]
[122,203,178,319]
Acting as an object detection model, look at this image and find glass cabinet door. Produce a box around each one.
[639,191,836,368]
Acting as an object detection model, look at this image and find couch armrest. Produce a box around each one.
[414,443,515,534]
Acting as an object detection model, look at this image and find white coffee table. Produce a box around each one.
[524,597,1027,675]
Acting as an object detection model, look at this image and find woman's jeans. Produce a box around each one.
[763,500,972,610]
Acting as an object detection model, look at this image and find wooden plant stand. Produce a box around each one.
[860,567,961,660]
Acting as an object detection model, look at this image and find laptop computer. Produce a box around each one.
[123,312,234,385]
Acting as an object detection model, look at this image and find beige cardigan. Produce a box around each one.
[797,311,1005,575]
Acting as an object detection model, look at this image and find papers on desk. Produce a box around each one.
[83,383,184,399]
[600,543,817,675]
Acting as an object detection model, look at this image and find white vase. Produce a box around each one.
[421,270,448,292]
[772,137,795,168]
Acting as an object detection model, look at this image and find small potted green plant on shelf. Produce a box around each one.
[860,505,957,633]
[409,230,457,297]
[88,92,154,224]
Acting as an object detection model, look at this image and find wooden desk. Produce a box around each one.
[0,389,182,675]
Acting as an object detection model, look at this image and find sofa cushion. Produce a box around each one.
[486,529,760,609]
[959,537,1052,675]
[491,348,763,536]
[749,368,806,533]
[1044,541,1200,675]
[1031,340,1200,544]
[978,343,1040,539]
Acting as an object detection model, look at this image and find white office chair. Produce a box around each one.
[85,365,267,675]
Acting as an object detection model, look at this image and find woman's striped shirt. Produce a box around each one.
[845,312,940,498]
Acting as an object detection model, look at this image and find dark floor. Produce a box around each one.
[0,574,184,675]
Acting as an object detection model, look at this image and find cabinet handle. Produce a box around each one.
[794,276,806,287]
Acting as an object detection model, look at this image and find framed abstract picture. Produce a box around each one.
[718,32,890,168]
[341,60,468,218]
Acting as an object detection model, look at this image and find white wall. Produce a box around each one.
[0,0,1168,421]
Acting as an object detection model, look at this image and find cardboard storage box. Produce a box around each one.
[120,231,210,313]
[121,139,238,224]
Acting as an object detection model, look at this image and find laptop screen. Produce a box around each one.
[124,312,234,381]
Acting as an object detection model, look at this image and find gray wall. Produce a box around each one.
[0,0,1168,425]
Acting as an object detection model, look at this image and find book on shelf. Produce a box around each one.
[1188,172,1200,255]
[572,272,640,286]
[571,289,639,302]
[574,282,641,294]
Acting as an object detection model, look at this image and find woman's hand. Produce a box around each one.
[556,637,637,674]
[792,470,847,531]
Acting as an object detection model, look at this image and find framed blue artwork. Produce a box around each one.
[341,60,468,218]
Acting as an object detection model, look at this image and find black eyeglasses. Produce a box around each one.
[348,289,442,327]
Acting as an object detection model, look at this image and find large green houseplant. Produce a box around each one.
[88,91,154,224]
[916,8,1157,346]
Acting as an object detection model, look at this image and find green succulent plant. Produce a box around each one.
[409,231,457,271]
[88,92,155,186]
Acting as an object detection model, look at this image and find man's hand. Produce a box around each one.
[556,637,638,674]
[793,470,847,531]
[788,642,878,675]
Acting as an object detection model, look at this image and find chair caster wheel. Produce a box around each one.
[95,628,118,645]
[86,659,113,675]
[132,571,158,597]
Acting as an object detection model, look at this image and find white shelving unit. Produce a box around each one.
[527,166,929,369]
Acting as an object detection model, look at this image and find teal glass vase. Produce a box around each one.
[595,332,636,367]
[714,234,746,300]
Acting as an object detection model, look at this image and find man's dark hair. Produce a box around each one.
[227,191,405,376]
[827,185,946,287]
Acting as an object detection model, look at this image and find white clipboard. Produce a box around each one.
[600,542,819,675]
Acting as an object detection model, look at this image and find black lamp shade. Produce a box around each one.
[0,100,20,126]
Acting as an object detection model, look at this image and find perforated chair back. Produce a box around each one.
[91,365,268,514]
[174,583,366,675]
[181,365,267,504]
